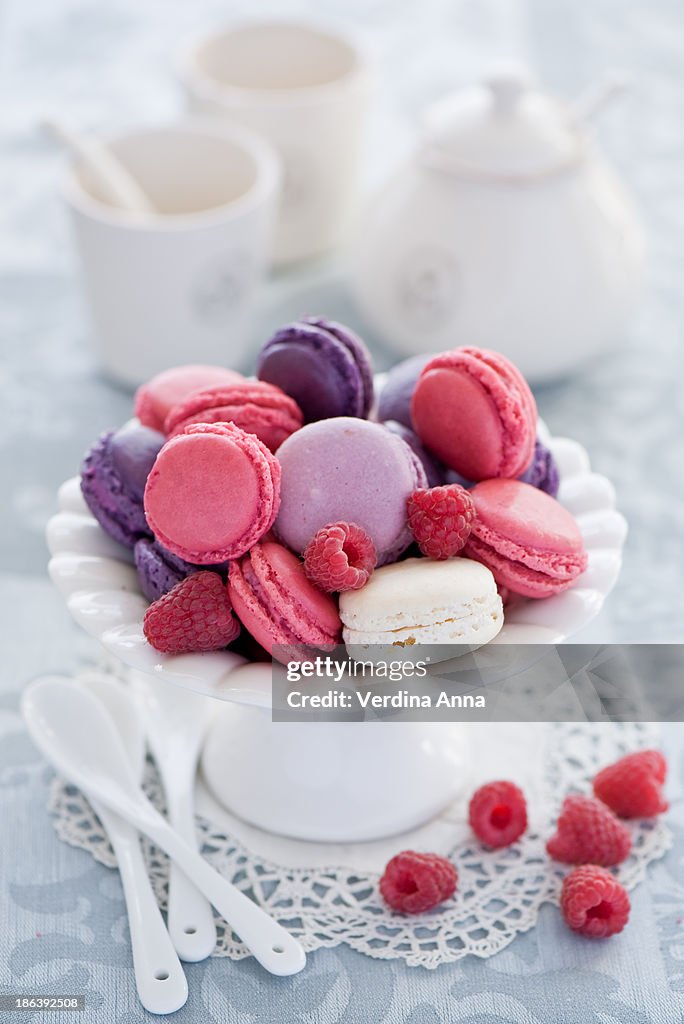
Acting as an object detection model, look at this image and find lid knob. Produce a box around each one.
[486,64,533,115]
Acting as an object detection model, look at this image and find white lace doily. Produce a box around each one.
[48,720,671,969]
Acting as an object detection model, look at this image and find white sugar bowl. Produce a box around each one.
[349,68,645,381]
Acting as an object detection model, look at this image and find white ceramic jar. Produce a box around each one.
[349,68,645,382]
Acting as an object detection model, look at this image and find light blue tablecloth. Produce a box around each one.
[2,0,683,1020]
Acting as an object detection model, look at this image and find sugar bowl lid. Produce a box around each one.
[420,65,588,182]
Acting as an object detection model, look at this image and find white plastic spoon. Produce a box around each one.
[130,671,217,962]
[72,672,188,1014]
[43,118,156,216]
[21,677,306,977]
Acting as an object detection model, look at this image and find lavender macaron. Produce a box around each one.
[275,417,427,565]
[383,421,445,488]
[376,354,433,429]
[80,421,164,548]
[518,438,560,497]
[257,317,374,423]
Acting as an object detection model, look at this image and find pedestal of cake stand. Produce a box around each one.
[201,702,469,843]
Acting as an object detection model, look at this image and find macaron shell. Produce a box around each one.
[109,423,165,500]
[383,421,445,488]
[81,430,154,548]
[164,381,303,451]
[464,479,588,598]
[144,423,280,563]
[518,438,560,497]
[339,557,500,634]
[274,418,424,564]
[304,317,374,417]
[254,542,341,640]
[411,348,536,480]
[229,542,341,662]
[134,364,243,432]
[377,354,433,428]
[257,321,366,422]
[134,538,195,602]
[469,479,585,554]
[463,535,579,599]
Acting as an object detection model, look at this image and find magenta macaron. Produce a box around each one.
[135,364,244,433]
[229,540,341,663]
[411,347,537,481]
[463,479,588,599]
[144,422,280,564]
[274,417,427,565]
[163,379,303,452]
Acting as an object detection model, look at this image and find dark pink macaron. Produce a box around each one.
[144,422,280,564]
[163,380,303,452]
[411,347,537,481]
[463,479,588,599]
[135,364,244,432]
[229,540,341,663]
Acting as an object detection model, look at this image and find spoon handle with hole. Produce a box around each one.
[165,779,217,961]
[107,793,305,975]
[94,802,188,1014]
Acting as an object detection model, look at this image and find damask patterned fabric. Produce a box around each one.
[1,0,683,1019]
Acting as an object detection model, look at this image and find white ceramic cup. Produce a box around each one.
[181,21,370,265]
[64,120,280,388]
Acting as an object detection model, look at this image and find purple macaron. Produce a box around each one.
[518,438,560,497]
[377,354,433,429]
[80,422,164,548]
[382,421,446,488]
[134,538,199,602]
[257,316,374,423]
[274,417,427,565]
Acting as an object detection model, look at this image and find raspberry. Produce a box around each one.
[593,749,668,819]
[468,780,528,848]
[143,571,240,653]
[303,521,376,592]
[407,484,476,559]
[379,851,457,914]
[560,865,630,938]
[547,795,632,866]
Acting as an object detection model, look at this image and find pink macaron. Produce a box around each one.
[163,380,303,451]
[463,479,588,599]
[229,540,341,663]
[144,422,280,564]
[135,364,244,433]
[411,347,537,481]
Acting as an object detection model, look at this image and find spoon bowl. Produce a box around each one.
[21,676,306,976]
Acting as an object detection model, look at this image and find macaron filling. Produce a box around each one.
[343,600,503,646]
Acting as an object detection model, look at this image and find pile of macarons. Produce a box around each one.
[79,316,588,660]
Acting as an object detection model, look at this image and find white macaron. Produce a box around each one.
[339,557,504,654]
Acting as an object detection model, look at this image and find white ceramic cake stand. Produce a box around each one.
[46,422,627,842]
